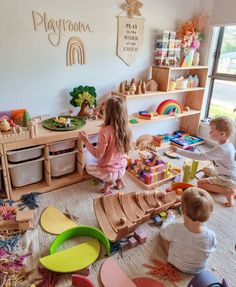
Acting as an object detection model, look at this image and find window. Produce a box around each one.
[206,26,236,119]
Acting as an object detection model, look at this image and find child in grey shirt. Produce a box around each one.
[170,116,236,207]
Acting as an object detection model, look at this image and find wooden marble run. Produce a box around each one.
[127,152,181,189]
[93,190,180,241]
[0,210,34,235]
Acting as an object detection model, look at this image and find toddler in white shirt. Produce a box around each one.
[160,187,217,274]
[170,116,236,207]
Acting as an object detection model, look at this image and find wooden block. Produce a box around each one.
[153,215,162,225]
[136,232,146,244]
[159,211,167,219]
[134,229,146,243]
[128,237,138,248]
[16,210,34,222]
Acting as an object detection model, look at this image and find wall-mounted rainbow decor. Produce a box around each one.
[156,99,183,115]
[66,37,86,66]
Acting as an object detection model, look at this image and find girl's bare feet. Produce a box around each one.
[225,188,235,207]
[100,182,113,193]
[115,179,124,190]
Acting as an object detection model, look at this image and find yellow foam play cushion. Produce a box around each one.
[39,238,100,273]
[40,206,77,234]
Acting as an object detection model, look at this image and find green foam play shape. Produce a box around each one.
[49,226,110,255]
[39,238,100,273]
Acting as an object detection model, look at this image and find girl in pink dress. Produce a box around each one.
[79,96,131,194]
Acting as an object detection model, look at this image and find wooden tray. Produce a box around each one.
[42,116,86,131]
[126,169,181,190]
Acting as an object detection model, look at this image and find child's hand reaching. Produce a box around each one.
[79,130,89,143]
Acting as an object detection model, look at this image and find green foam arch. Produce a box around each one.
[49,226,110,255]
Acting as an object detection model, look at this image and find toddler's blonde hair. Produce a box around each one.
[181,187,213,222]
[210,116,234,138]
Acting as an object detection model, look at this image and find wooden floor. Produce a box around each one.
[21,147,236,287]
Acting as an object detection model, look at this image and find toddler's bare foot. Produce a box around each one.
[115,179,125,190]
[225,189,235,207]
[100,182,113,194]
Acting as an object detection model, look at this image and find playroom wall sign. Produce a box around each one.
[32,11,93,66]
[117,16,145,66]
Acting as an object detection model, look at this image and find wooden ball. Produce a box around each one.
[120,217,126,225]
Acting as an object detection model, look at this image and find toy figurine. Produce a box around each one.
[69,85,97,117]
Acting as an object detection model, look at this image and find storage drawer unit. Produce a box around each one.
[49,140,76,153]
[50,150,78,177]
[8,157,44,187]
[7,145,44,163]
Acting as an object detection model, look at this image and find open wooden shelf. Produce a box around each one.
[129,109,200,126]
[113,87,205,99]
[153,65,208,70]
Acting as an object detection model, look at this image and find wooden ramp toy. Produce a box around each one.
[40,206,77,235]
[40,239,100,273]
[94,191,179,241]
[102,193,137,234]
[100,257,136,287]
[120,192,150,224]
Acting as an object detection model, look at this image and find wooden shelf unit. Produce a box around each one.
[114,65,208,136]
[0,119,102,200]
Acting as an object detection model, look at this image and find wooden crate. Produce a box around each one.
[126,169,181,190]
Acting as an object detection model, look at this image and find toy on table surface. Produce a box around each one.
[187,270,229,287]
[42,116,86,131]
[69,85,97,117]
[126,151,181,189]
[153,134,170,145]
[138,110,159,120]
[170,130,204,148]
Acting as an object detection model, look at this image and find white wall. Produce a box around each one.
[211,0,236,26]
[0,0,200,118]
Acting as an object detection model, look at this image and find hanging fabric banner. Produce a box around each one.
[117,16,145,66]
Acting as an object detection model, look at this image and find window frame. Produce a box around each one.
[205,26,236,118]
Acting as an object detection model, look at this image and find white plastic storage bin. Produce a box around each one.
[7,145,44,163]
[50,150,78,177]
[49,140,76,153]
[8,157,44,187]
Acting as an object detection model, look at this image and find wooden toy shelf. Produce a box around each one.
[114,87,205,99]
[129,109,200,126]
[114,65,208,136]
[0,119,102,200]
